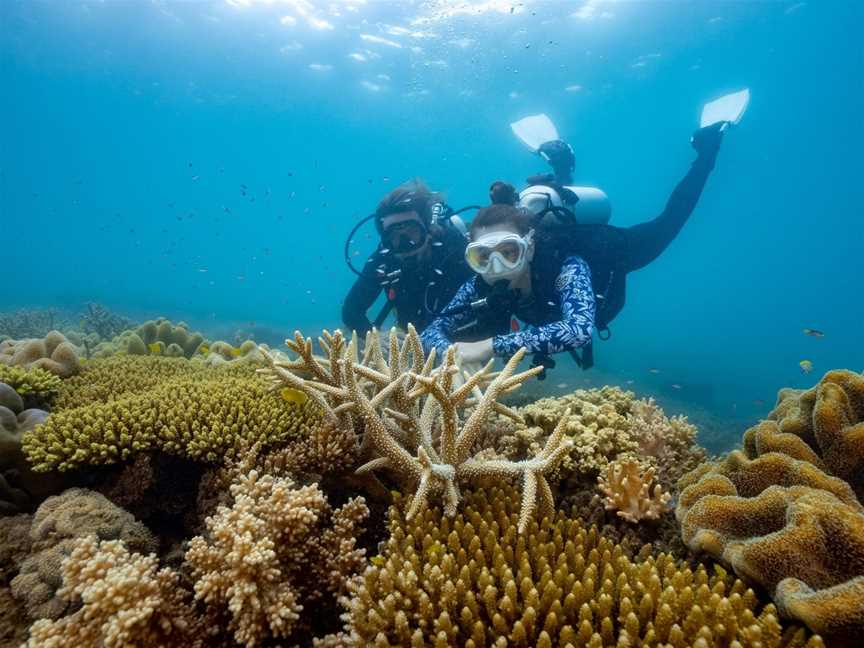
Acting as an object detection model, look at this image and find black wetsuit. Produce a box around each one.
[342,224,473,335]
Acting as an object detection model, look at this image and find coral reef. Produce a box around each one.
[328,485,821,647]
[186,469,368,647]
[26,535,203,648]
[676,370,864,639]
[23,364,321,472]
[10,488,157,621]
[202,339,264,365]
[0,309,69,341]
[596,459,672,523]
[260,326,570,531]
[1,382,51,513]
[79,302,134,341]
[91,317,206,359]
[0,366,62,397]
[0,331,82,378]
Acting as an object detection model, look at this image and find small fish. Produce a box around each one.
[799,360,814,374]
[147,343,163,355]
[230,347,243,357]
[802,328,825,338]
[671,383,682,390]
[198,344,210,355]
[280,387,308,405]
[198,268,208,273]
[191,175,199,181]
[556,383,568,389]
[648,368,661,374]
[369,555,385,566]
[626,380,635,385]
[753,399,765,406]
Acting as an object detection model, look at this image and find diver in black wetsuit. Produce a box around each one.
[342,181,474,335]
[421,121,727,372]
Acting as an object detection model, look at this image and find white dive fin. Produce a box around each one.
[510,114,559,152]
[700,89,750,128]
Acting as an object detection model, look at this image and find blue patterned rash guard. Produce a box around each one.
[421,255,596,359]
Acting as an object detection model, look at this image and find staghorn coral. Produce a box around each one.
[23,369,321,472]
[0,365,62,397]
[185,469,368,647]
[0,331,81,378]
[79,302,134,341]
[260,326,571,531]
[596,459,672,523]
[329,485,822,647]
[676,370,864,639]
[0,308,68,341]
[10,488,157,621]
[26,535,203,648]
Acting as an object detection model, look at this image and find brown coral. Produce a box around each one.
[676,370,864,639]
[260,326,571,531]
[26,535,202,648]
[91,317,207,359]
[10,488,157,621]
[0,331,81,377]
[185,469,368,647]
[596,459,671,523]
[1,381,51,513]
[331,485,821,647]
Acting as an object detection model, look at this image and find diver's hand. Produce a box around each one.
[691,121,725,159]
[454,339,494,367]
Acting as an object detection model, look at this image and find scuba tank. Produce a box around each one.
[519,184,611,226]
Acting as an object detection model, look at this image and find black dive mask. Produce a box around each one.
[381,219,428,255]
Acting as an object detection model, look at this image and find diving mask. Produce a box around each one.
[465,230,534,277]
[381,219,428,255]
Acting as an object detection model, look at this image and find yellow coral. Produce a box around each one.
[676,370,864,639]
[332,485,821,647]
[0,366,62,396]
[596,459,671,523]
[23,371,321,472]
[185,469,368,648]
[91,318,207,359]
[26,536,200,648]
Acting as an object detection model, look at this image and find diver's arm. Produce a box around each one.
[491,257,595,358]
[341,263,383,335]
[623,122,724,273]
[420,279,479,356]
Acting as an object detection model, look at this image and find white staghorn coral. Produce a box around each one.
[596,459,672,523]
[259,325,572,531]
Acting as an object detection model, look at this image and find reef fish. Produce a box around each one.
[148,343,163,355]
[802,328,825,338]
[280,388,308,405]
[799,359,814,374]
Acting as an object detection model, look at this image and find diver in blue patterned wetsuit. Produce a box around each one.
[421,121,726,373]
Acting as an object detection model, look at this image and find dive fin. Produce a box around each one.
[510,114,559,152]
[700,89,750,128]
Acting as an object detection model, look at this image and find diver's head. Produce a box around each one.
[537,139,575,184]
[375,180,442,259]
[518,185,564,218]
[466,204,535,285]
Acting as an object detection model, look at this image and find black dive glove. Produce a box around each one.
[691,121,725,160]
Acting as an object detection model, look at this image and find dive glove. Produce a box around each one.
[690,121,725,158]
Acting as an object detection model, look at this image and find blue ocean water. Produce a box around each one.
[2,0,862,448]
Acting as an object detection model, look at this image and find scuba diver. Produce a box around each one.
[420,114,736,376]
[342,180,475,335]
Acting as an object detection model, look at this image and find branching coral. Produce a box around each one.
[185,469,368,647]
[0,331,81,378]
[23,369,320,472]
[596,459,671,523]
[260,326,571,531]
[0,366,62,397]
[79,303,134,341]
[328,485,822,647]
[26,535,202,648]
[0,309,68,341]
[676,370,864,639]
[10,488,157,621]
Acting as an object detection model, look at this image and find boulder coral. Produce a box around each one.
[186,469,368,647]
[326,485,822,647]
[0,331,81,378]
[91,317,206,359]
[0,381,50,513]
[676,370,864,639]
[23,369,321,472]
[10,488,157,621]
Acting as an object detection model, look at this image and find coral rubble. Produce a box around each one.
[677,370,864,639]
[329,485,821,647]
[260,326,571,531]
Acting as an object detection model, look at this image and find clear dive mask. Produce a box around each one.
[465,230,534,277]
